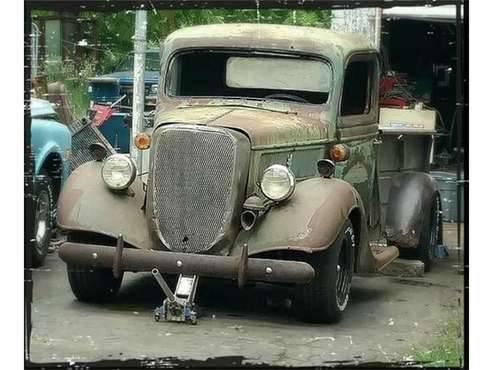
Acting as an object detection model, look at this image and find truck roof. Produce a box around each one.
[163,23,375,61]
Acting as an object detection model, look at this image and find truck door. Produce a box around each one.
[333,53,380,228]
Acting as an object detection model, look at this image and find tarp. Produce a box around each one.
[383,5,463,23]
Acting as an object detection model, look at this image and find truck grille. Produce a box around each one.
[68,119,115,170]
[152,125,238,253]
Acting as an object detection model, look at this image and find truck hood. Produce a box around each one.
[99,71,159,85]
[30,98,57,118]
[154,105,329,149]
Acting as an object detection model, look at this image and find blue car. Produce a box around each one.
[30,98,72,266]
[88,50,159,153]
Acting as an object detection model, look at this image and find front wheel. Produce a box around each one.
[66,234,123,302]
[67,265,123,302]
[295,220,355,323]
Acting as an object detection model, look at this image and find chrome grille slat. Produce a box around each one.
[153,126,236,253]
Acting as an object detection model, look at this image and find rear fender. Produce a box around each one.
[232,177,377,273]
[57,161,152,249]
[384,171,439,248]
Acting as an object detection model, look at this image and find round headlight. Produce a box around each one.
[260,164,295,202]
[101,154,136,190]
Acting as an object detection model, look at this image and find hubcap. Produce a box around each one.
[34,189,50,251]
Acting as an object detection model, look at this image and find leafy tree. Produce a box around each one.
[33,9,331,72]
[31,8,331,116]
[88,9,332,70]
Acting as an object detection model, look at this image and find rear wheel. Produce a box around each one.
[31,172,55,267]
[416,193,441,272]
[295,220,355,323]
[66,234,123,302]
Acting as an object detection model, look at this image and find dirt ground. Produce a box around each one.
[28,223,464,367]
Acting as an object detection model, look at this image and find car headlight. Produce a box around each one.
[260,164,295,202]
[101,154,136,190]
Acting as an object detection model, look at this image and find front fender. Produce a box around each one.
[384,171,439,248]
[57,161,153,249]
[232,177,376,271]
[33,142,70,181]
[31,118,71,182]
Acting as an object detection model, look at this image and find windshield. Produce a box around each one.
[117,51,160,71]
[167,51,331,104]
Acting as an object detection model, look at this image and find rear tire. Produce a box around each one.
[66,234,123,302]
[416,193,441,272]
[295,220,355,323]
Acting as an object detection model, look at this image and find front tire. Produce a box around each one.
[67,265,123,302]
[31,172,55,268]
[295,220,355,323]
[66,234,123,302]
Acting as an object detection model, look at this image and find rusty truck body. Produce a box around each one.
[57,24,441,323]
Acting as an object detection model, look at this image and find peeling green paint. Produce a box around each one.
[334,138,376,212]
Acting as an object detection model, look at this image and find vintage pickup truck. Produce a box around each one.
[57,24,441,323]
[87,49,160,153]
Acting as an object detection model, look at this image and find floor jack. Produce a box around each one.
[152,268,199,325]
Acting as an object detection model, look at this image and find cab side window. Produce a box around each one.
[341,60,373,116]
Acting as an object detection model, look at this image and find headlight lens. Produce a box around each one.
[260,164,295,201]
[101,154,136,190]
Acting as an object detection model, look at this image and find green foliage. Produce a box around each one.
[83,9,332,68]
[32,8,332,117]
[44,58,95,119]
[412,310,464,367]
[32,9,332,73]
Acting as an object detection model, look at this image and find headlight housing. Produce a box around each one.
[260,164,295,202]
[101,154,136,190]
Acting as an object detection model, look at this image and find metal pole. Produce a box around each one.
[455,3,463,273]
[131,10,147,173]
[31,23,39,78]
[374,7,382,50]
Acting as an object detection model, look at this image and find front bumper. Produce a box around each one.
[58,242,315,285]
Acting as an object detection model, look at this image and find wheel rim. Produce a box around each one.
[34,189,50,253]
[335,236,352,310]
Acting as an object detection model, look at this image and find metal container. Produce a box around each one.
[430,171,463,222]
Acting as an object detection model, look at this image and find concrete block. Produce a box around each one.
[381,258,425,277]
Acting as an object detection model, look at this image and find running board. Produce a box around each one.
[370,245,400,272]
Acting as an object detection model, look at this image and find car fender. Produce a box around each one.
[232,177,377,273]
[57,161,153,250]
[31,118,71,182]
[384,171,440,248]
